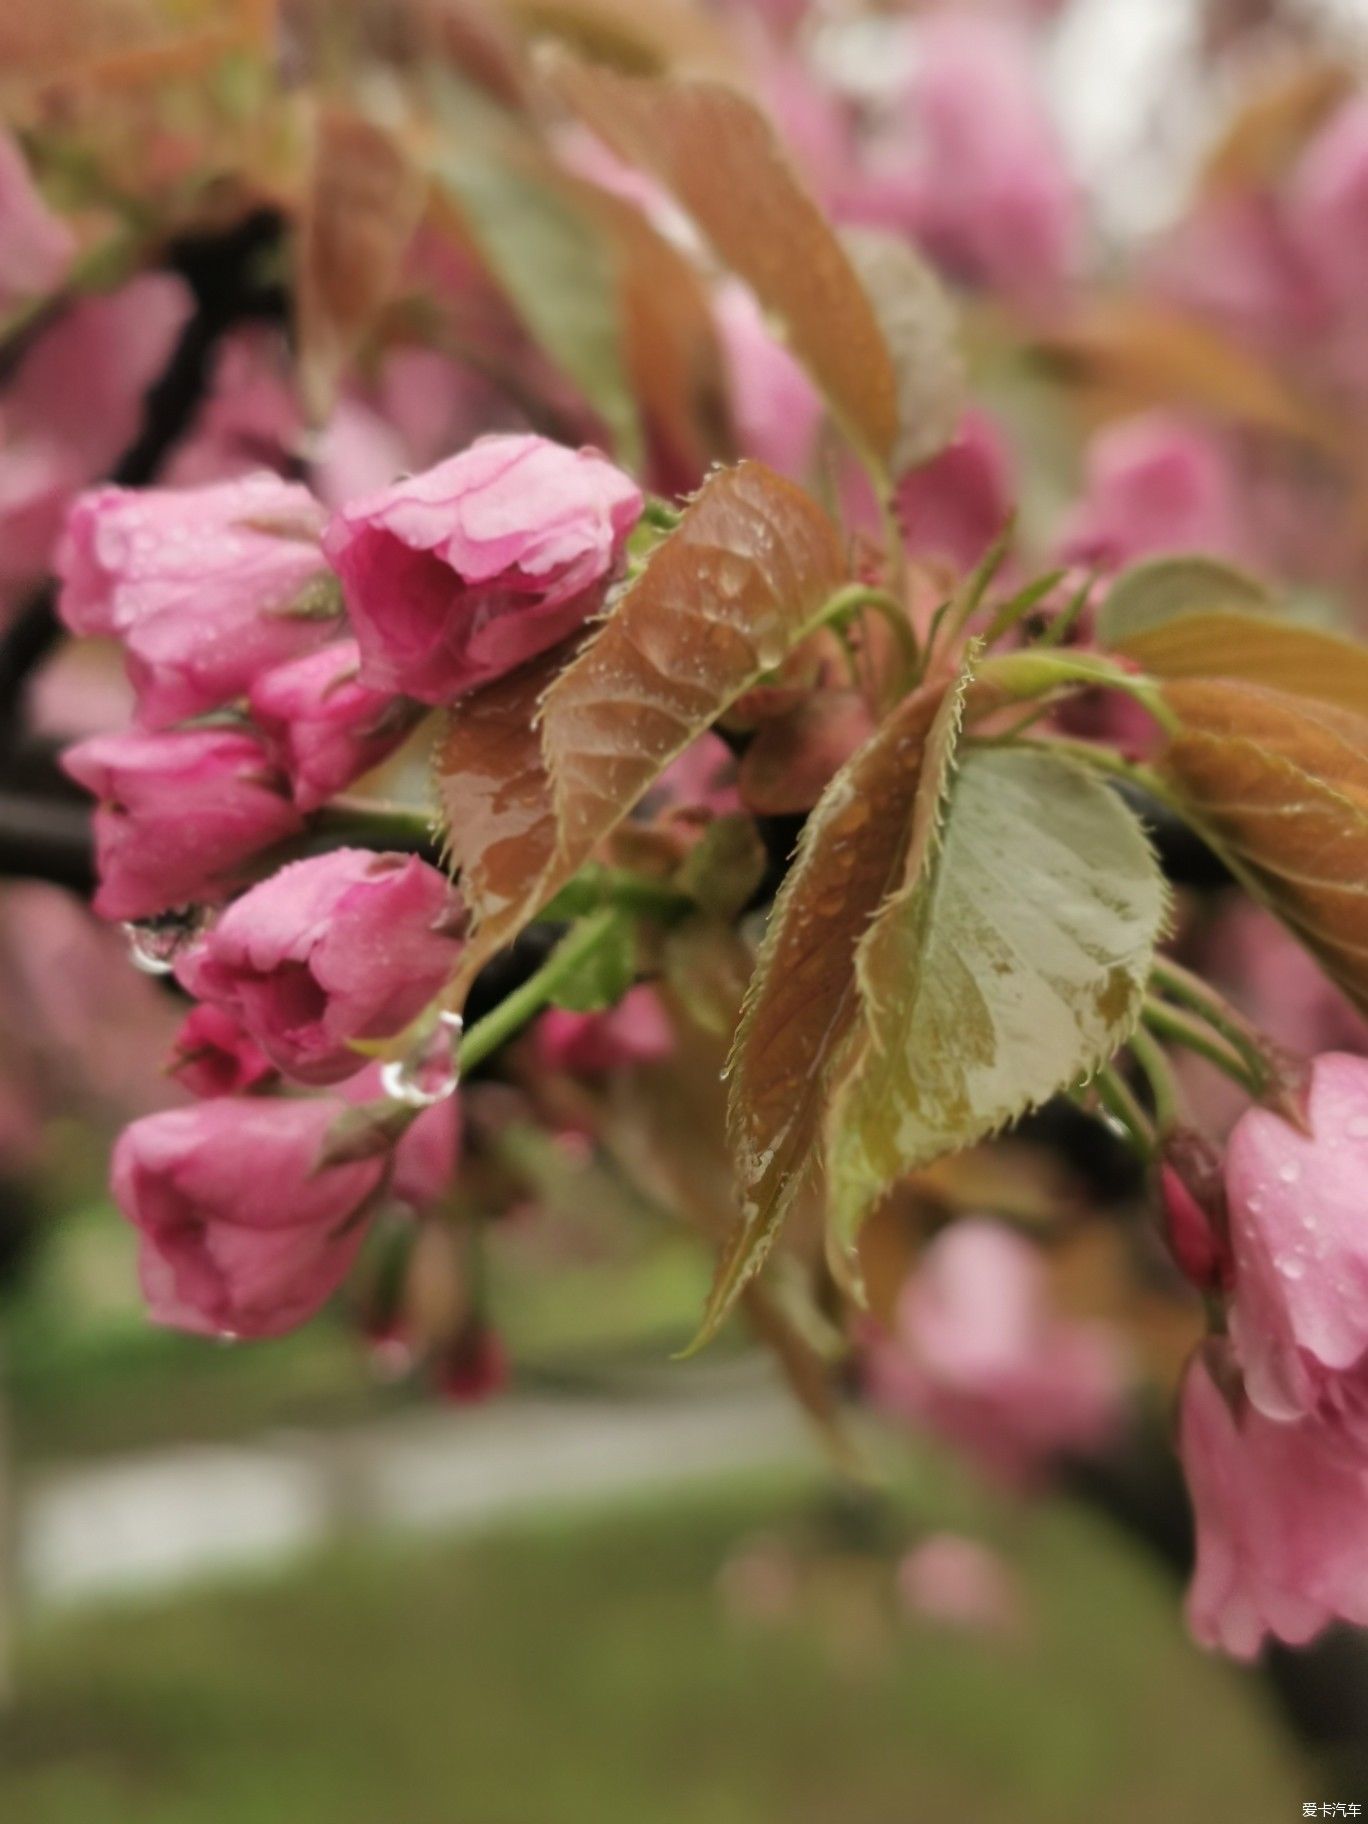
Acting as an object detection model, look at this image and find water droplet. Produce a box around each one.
[1282,1258,1306,1281]
[1277,1161,1301,1185]
[122,908,206,976]
[380,1011,464,1108]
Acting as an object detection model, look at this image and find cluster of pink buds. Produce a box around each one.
[59,434,643,1342]
[1162,1053,1368,1658]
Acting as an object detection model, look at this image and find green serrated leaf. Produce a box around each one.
[1097,555,1273,647]
[825,745,1168,1260]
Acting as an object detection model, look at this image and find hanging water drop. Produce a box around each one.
[380,1010,464,1108]
[122,908,205,976]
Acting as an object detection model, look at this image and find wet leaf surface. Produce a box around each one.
[1160,678,1368,1014]
[548,55,898,467]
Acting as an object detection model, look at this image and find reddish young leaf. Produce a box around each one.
[296,108,424,423]
[435,462,844,995]
[1097,556,1368,718]
[434,641,568,938]
[498,0,736,77]
[705,673,965,1339]
[1160,678,1368,1014]
[547,55,899,468]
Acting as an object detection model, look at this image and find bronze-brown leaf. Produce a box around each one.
[703,674,964,1339]
[1161,678,1368,1013]
[546,55,898,469]
[296,107,424,423]
[436,462,844,994]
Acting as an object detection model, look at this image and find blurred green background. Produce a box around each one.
[0,1182,1310,1824]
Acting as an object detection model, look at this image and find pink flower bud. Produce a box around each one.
[177,850,466,1086]
[1158,1131,1231,1292]
[0,131,74,314]
[433,1322,508,1405]
[57,473,340,726]
[248,640,418,811]
[865,1219,1129,1486]
[168,1004,276,1099]
[1058,413,1247,573]
[1180,1345,1368,1659]
[321,434,643,704]
[63,727,303,922]
[1225,1052,1368,1432]
[534,986,675,1076]
[112,1097,387,1339]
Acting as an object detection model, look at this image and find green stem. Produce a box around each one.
[642,498,682,532]
[971,651,1179,733]
[316,797,437,849]
[1093,1062,1156,1159]
[819,582,920,691]
[543,867,693,922]
[1141,998,1264,1097]
[456,908,621,1076]
[1127,1023,1179,1137]
[1149,957,1276,1086]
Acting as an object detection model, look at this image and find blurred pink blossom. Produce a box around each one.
[714,281,823,482]
[535,986,675,1077]
[899,15,1082,313]
[1057,412,1249,573]
[866,1218,1129,1485]
[896,1533,1024,1636]
[0,131,74,316]
[0,275,191,602]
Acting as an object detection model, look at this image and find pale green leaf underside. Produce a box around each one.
[1097,554,1273,647]
[826,745,1168,1255]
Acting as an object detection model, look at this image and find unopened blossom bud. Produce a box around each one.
[321,434,642,704]
[168,1004,276,1099]
[112,1097,387,1339]
[433,1322,509,1405]
[1158,1130,1231,1292]
[248,639,419,811]
[63,727,303,922]
[57,473,340,726]
[178,850,466,1087]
